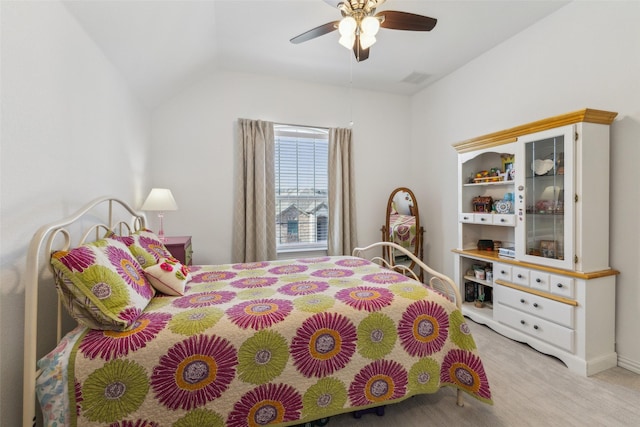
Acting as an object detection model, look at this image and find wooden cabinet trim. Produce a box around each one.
[452,249,619,280]
[452,108,617,153]
[495,280,578,306]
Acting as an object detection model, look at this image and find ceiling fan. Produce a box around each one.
[290,0,437,62]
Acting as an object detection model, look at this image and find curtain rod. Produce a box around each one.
[274,122,329,134]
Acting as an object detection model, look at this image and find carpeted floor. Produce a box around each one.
[327,320,640,427]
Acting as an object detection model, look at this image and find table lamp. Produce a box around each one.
[141,188,178,241]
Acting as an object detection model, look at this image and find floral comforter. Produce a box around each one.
[388,214,417,251]
[37,256,491,426]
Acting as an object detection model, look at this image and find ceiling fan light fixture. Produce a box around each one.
[338,16,357,36]
[359,33,376,49]
[360,16,380,36]
[339,33,356,49]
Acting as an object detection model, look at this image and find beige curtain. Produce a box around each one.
[232,119,276,263]
[328,127,358,255]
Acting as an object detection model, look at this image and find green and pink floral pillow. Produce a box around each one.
[110,229,172,268]
[51,238,155,331]
[144,257,191,296]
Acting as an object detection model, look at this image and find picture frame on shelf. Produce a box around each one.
[501,154,515,180]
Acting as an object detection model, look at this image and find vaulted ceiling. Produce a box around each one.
[63,0,569,108]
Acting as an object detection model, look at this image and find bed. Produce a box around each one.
[23,197,492,427]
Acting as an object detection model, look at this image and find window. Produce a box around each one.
[274,124,329,252]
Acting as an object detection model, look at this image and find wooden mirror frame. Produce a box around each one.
[381,187,425,279]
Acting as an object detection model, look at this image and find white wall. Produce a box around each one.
[151,71,412,265]
[3,2,639,426]
[410,1,640,372]
[0,2,150,425]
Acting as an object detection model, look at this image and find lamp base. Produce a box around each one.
[157,212,166,242]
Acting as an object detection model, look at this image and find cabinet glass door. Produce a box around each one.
[517,126,574,270]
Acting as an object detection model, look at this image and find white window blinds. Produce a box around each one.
[274,124,329,251]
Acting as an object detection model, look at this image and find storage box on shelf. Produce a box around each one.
[452,109,618,376]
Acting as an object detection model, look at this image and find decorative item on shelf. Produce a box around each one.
[473,169,505,183]
[539,240,557,259]
[495,192,514,214]
[532,158,555,175]
[465,282,476,302]
[501,154,514,180]
[499,247,516,258]
[494,199,512,214]
[141,188,178,242]
[474,293,485,308]
[472,196,493,212]
[477,239,494,251]
[493,240,502,251]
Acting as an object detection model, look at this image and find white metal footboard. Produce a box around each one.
[353,241,462,309]
[23,197,146,427]
[352,241,465,407]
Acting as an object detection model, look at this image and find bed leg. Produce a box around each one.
[456,389,464,407]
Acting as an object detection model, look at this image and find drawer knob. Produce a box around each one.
[501,270,506,275]
[520,299,525,304]
[520,320,525,325]
[556,283,564,288]
[533,325,539,330]
[500,218,506,223]
[480,218,486,222]
[517,274,523,279]
[536,278,542,283]
[533,303,539,308]
[464,216,469,220]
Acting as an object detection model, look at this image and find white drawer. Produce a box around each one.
[493,214,515,226]
[549,275,575,299]
[475,213,492,224]
[459,212,474,223]
[530,271,550,292]
[512,267,530,287]
[494,285,574,328]
[493,263,512,283]
[495,303,575,353]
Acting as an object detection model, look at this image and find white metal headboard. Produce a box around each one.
[23,197,146,427]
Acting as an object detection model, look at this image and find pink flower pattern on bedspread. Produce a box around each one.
[44,256,491,426]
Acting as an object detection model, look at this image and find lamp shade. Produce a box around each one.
[141,188,178,211]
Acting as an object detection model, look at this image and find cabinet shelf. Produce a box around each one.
[463,181,514,187]
[462,302,493,318]
[525,210,565,215]
[463,275,493,288]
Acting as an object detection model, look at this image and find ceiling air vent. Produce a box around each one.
[401,72,430,84]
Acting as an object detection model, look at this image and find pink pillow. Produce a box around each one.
[144,257,191,296]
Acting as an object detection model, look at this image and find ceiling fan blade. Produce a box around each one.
[377,10,437,31]
[290,21,339,44]
[353,34,370,62]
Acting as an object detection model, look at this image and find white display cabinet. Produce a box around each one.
[452,109,618,376]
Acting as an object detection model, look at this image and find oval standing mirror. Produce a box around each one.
[381,187,425,279]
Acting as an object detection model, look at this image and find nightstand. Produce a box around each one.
[163,236,193,265]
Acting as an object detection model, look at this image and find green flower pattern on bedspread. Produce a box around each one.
[65,256,492,426]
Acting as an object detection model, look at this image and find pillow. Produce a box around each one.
[50,238,155,331]
[144,257,191,296]
[111,229,172,268]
